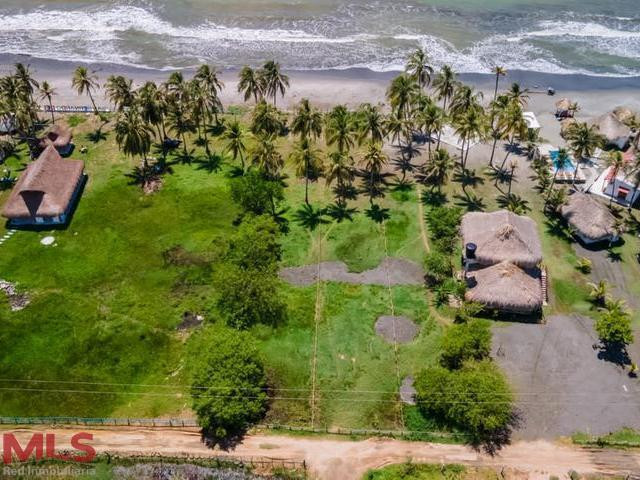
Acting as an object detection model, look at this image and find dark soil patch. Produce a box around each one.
[375,315,420,344]
[177,312,204,331]
[279,257,424,287]
[400,376,416,405]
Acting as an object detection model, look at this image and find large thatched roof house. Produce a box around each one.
[465,261,543,314]
[561,192,619,245]
[2,146,85,226]
[593,113,631,150]
[461,210,543,269]
[461,210,544,315]
[38,124,73,156]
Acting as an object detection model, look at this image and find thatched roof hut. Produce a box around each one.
[613,106,635,124]
[561,192,619,244]
[465,261,543,314]
[38,124,73,155]
[461,210,543,269]
[2,145,84,225]
[555,98,574,118]
[593,113,631,150]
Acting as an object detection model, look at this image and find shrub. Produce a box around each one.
[230,169,284,218]
[595,307,634,348]
[415,360,515,442]
[423,250,452,287]
[576,257,592,274]
[222,215,282,271]
[425,206,462,254]
[440,320,492,370]
[190,325,268,443]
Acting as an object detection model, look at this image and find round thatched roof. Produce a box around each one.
[461,210,543,269]
[560,118,577,139]
[613,106,635,124]
[593,113,631,146]
[465,262,543,314]
[555,98,572,112]
[561,192,618,243]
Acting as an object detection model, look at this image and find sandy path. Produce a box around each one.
[2,427,639,479]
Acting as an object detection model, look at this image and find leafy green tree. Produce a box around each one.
[491,66,507,106]
[565,122,604,186]
[325,105,358,154]
[423,250,452,287]
[221,215,282,271]
[440,320,492,370]
[230,169,285,218]
[250,134,284,179]
[596,303,634,349]
[433,65,457,113]
[356,103,386,144]
[190,325,268,442]
[215,264,286,329]
[415,360,515,444]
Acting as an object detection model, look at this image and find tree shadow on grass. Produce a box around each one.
[86,129,108,143]
[194,153,224,173]
[453,192,486,212]
[453,167,484,190]
[543,218,575,243]
[421,189,447,207]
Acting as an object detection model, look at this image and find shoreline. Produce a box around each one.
[3,53,640,146]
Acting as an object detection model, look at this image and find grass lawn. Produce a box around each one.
[0,114,441,429]
[362,463,499,480]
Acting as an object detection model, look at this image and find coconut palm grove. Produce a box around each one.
[1,51,640,477]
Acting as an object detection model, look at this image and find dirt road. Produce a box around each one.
[2,427,639,479]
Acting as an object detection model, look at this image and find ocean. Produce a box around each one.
[0,0,639,77]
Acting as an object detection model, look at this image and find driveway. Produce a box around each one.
[493,315,640,439]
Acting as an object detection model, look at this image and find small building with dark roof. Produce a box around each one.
[38,124,73,156]
[2,145,85,226]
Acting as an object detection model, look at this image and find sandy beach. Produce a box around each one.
[3,53,640,148]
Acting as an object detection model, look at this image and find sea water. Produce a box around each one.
[0,0,639,76]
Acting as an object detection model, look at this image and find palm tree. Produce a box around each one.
[195,64,224,124]
[39,81,56,123]
[565,122,604,186]
[625,114,640,150]
[137,82,165,141]
[237,66,264,103]
[325,150,356,204]
[453,107,487,169]
[289,137,323,205]
[261,60,289,107]
[250,100,285,136]
[115,106,154,169]
[417,103,444,156]
[105,75,135,112]
[491,66,507,105]
[449,85,483,119]
[325,105,357,154]
[605,151,626,206]
[14,63,39,102]
[250,134,283,178]
[357,103,386,144]
[588,280,610,307]
[387,74,418,120]
[167,103,196,158]
[223,120,249,171]
[432,65,457,113]
[497,192,530,214]
[385,113,408,148]
[506,83,529,107]
[291,98,323,141]
[72,67,100,114]
[405,49,433,90]
[416,148,453,193]
[497,102,527,171]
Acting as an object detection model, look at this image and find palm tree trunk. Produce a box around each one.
[304,157,310,205]
[182,132,188,157]
[489,135,498,169]
[493,74,499,104]
[88,89,98,116]
[459,137,466,169]
[545,170,560,205]
[499,136,514,171]
[571,158,580,188]
[48,98,55,123]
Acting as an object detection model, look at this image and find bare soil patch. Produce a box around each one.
[279,257,424,287]
[0,279,30,311]
[375,315,420,344]
[492,314,640,440]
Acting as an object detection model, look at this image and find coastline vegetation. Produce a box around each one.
[1,52,639,448]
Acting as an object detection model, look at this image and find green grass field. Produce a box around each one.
[1,111,638,430]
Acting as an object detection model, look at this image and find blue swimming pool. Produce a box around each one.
[550,150,576,173]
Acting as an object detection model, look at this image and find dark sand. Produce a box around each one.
[375,315,420,344]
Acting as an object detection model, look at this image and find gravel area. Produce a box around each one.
[279,257,424,287]
[492,314,640,439]
[375,315,420,344]
[400,376,416,405]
